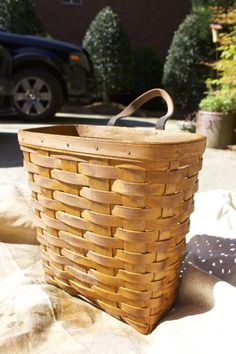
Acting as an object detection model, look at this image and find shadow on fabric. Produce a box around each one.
[159,234,235,325]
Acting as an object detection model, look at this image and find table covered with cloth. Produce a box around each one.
[0,182,235,354]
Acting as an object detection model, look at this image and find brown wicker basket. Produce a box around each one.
[18,89,206,334]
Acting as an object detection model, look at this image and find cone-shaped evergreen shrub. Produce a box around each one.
[0,0,44,35]
[83,6,133,102]
[163,8,214,110]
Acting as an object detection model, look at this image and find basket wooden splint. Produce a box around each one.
[18,89,206,334]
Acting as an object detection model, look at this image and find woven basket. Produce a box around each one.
[18,89,206,334]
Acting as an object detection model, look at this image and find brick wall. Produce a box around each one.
[34,0,191,61]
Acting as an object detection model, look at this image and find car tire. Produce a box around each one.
[12,68,63,122]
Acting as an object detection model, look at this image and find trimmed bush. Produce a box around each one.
[133,44,163,96]
[0,0,44,35]
[83,6,133,102]
[163,8,214,110]
[0,1,9,30]
[199,92,236,112]
[191,0,235,7]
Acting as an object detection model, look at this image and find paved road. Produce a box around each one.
[0,112,236,192]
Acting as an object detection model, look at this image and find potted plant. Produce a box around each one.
[196,91,236,148]
[196,6,236,148]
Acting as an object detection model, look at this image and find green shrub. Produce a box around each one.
[162,8,214,110]
[0,1,9,30]
[83,6,133,102]
[0,0,44,35]
[206,8,236,98]
[133,45,163,96]
[199,91,236,112]
[191,0,236,7]
[199,7,236,113]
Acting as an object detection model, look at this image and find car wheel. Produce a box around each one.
[13,68,63,122]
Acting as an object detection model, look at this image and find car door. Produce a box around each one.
[0,45,12,108]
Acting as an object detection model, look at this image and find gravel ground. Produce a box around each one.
[0,114,235,192]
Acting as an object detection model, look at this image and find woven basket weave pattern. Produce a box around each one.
[20,134,205,334]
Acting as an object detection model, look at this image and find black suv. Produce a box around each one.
[0,44,12,109]
[0,30,94,121]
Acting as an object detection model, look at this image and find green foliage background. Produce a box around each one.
[199,7,236,112]
[0,0,44,35]
[191,0,236,7]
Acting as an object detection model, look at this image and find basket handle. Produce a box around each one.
[107,88,174,129]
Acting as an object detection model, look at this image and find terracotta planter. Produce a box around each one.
[196,110,236,149]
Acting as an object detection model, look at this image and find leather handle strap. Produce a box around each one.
[107,88,174,129]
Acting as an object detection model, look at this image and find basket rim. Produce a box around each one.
[18,124,206,145]
[18,125,206,162]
